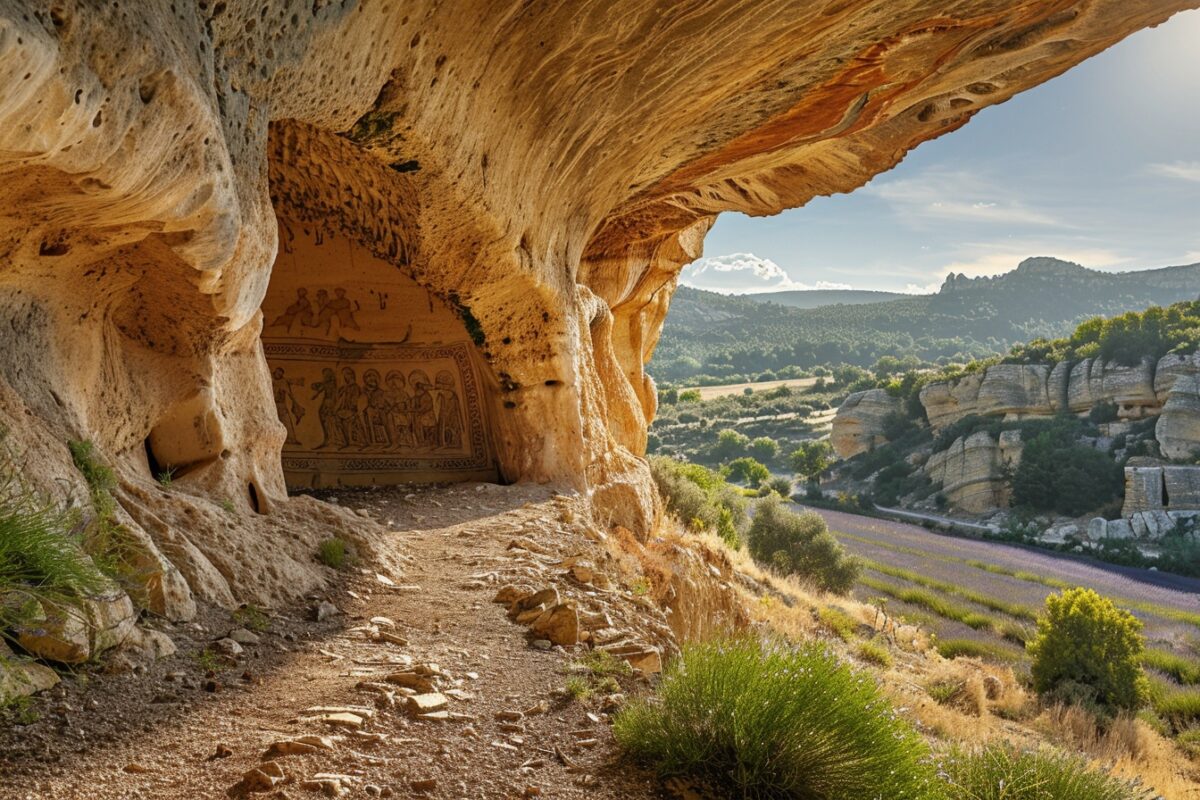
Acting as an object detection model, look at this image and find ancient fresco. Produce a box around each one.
[262,223,498,487]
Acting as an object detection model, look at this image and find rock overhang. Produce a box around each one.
[0,0,1194,605]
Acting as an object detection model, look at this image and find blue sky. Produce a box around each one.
[682,9,1200,295]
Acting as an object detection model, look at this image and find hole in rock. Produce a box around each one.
[38,241,69,256]
[248,482,262,514]
[144,437,165,479]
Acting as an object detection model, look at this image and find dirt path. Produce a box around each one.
[0,484,667,800]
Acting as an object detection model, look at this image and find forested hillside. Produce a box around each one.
[743,288,905,309]
[651,257,1200,384]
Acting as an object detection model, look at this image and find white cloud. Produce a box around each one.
[863,168,1063,227]
[1148,161,1200,182]
[680,253,852,294]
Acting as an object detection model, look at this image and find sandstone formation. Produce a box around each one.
[0,0,1194,625]
[1158,374,1200,461]
[908,354,1200,462]
[923,430,1022,513]
[830,389,900,458]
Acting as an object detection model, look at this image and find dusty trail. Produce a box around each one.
[0,484,666,800]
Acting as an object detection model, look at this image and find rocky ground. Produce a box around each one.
[0,484,677,800]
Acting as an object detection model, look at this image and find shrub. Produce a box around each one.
[747,436,779,463]
[940,743,1154,800]
[1,444,110,643]
[613,638,940,800]
[649,456,748,549]
[317,537,348,569]
[1027,588,1147,711]
[1011,418,1123,516]
[712,428,750,461]
[788,440,833,483]
[723,456,770,488]
[767,476,793,498]
[746,496,861,594]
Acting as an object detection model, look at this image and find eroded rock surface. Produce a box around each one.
[830,389,901,458]
[0,1,1194,615]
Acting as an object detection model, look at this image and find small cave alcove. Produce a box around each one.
[260,219,500,490]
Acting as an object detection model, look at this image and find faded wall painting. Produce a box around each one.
[262,222,498,488]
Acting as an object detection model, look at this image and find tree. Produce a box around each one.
[748,436,779,463]
[1027,588,1147,711]
[723,457,770,488]
[679,389,702,403]
[746,496,861,594]
[658,387,679,406]
[712,428,750,462]
[789,440,833,483]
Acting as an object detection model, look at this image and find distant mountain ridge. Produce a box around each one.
[651,257,1200,383]
[742,289,906,309]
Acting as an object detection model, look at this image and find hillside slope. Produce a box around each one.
[743,288,906,309]
[652,257,1200,382]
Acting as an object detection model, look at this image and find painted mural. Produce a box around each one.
[262,223,497,487]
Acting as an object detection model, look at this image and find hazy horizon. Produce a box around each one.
[682,9,1200,296]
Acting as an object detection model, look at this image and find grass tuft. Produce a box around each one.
[941,743,1155,800]
[613,638,940,799]
[936,638,1021,663]
[856,638,893,668]
[817,605,859,642]
[317,537,348,569]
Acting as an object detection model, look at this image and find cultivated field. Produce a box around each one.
[803,506,1200,712]
[684,376,819,400]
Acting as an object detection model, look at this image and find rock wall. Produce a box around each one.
[923,429,1023,513]
[830,389,901,458]
[916,355,1200,457]
[0,0,1194,614]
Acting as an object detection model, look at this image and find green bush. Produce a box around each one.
[723,456,770,488]
[941,743,1154,800]
[613,638,940,800]
[649,456,747,549]
[746,496,860,594]
[1,444,110,642]
[1027,588,1147,711]
[317,537,349,569]
[1011,418,1123,516]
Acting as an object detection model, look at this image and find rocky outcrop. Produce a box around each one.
[830,389,901,458]
[923,430,1023,513]
[1123,464,1200,516]
[1158,375,1200,460]
[0,1,1192,620]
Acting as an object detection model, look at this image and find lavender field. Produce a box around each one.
[802,506,1200,665]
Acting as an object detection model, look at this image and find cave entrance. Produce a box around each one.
[260,219,499,490]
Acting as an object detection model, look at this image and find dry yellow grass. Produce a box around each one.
[616,513,1200,799]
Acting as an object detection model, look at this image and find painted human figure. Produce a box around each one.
[335,367,367,448]
[327,288,360,332]
[434,370,464,449]
[308,287,359,337]
[272,367,306,445]
[384,371,412,449]
[305,289,331,334]
[408,370,437,448]
[362,369,392,448]
[310,367,338,449]
[269,288,313,332]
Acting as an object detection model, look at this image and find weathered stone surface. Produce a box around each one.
[529,604,580,647]
[916,354,1200,435]
[923,430,1022,513]
[16,592,136,664]
[0,0,1190,608]
[0,642,59,702]
[830,389,900,459]
[1158,375,1200,461]
[1124,464,1200,516]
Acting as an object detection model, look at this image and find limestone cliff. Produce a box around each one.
[923,430,1022,514]
[0,0,1194,622]
[830,389,901,459]
[917,355,1200,459]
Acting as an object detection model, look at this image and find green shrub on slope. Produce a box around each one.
[614,638,940,800]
